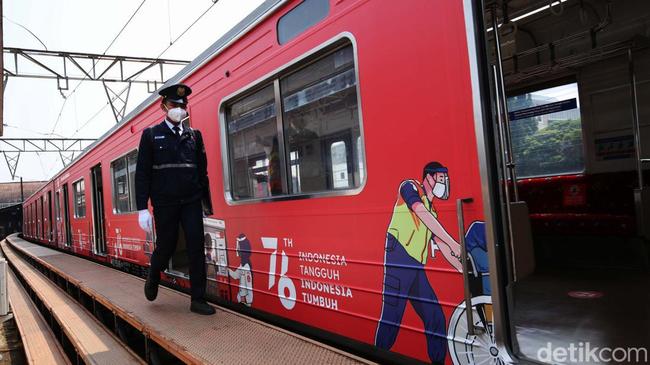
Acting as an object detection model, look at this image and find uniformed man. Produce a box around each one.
[135,83,215,315]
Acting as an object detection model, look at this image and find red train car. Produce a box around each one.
[22,1,650,364]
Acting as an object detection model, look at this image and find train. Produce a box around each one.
[21,0,650,364]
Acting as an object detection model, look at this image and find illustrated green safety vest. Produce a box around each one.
[387,180,437,264]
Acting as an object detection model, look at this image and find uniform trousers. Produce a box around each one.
[375,233,447,364]
[150,199,206,300]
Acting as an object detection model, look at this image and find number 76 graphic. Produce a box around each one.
[262,237,297,310]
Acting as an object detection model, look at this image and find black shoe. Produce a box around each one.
[144,271,159,301]
[190,300,216,315]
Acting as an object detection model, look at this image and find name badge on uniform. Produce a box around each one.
[154,135,165,139]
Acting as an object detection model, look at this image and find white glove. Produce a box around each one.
[138,210,153,233]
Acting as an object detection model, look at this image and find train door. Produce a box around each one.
[24,204,29,237]
[32,203,35,238]
[39,196,44,240]
[34,199,39,240]
[54,190,61,245]
[471,0,650,363]
[90,164,107,255]
[62,184,72,247]
[47,191,53,242]
[166,229,190,278]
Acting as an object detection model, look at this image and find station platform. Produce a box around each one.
[3,234,372,365]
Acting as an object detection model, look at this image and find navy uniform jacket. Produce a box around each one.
[135,120,212,213]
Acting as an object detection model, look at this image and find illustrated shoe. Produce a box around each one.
[144,271,159,301]
[190,300,216,315]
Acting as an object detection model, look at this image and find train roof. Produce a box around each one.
[26,0,287,201]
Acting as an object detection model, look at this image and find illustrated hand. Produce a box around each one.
[138,210,153,233]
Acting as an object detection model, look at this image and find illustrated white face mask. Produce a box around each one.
[167,107,188,123]
[432,182,447,199]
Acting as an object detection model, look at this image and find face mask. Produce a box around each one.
[166,107,188,123]
[432,182,446,199]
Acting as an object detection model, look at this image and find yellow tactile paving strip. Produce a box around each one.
[2,239,145,365]
[6,234,373,365]
[7,269,71,365]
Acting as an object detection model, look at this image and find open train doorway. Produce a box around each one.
[479,0,650,363]
[62,184,72,247]
[165,225,190,278]
[90,164,107,255]
[47,191,53,242]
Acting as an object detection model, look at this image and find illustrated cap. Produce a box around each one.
[423,161,448,180]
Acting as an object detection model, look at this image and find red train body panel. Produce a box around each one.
[23,1,487,363]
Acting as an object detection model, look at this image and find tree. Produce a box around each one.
[514,119,583,177]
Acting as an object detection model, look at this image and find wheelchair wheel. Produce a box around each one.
[447,295,505,365]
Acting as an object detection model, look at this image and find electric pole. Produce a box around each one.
[1,0,4,137]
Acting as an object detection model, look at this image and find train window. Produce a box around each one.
[72,179,86,218]
[281,44,361,193]
[226,84,283,200]
[111,150,138,213]
[507,82,584,178]
[224,40,364,202]
[277,0,329,45]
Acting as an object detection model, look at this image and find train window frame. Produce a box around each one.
[277,0,330,45]
[219,33,367,205]
[72,178,86,219]
[506,79,586,179]
[110,149,139,215]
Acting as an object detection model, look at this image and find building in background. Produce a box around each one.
[0,181,46,208]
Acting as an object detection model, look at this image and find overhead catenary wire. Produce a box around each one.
[73,1,219,137]
[34,151,49,177]
[3,124,65,138]
[73,0,221,137]
[2,16,48,50]
[156,1,219,58]
[0,16,58,140]
[50,0,148,136]
[71,103,112,137]
[103,0,148,55]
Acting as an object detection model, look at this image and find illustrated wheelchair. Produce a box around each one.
[447,221,506,365]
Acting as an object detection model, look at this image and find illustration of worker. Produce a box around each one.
[375,161,463,364]
[228,234,253,306]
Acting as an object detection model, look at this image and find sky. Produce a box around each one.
[533,83,580,106]
[2,0,265,183]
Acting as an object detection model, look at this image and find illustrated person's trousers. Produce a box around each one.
[375,233,447,364]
